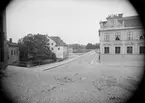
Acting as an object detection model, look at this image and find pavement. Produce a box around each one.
[29,51,93,71]
[1,50,144,103]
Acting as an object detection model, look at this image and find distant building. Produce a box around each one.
[8,38,19,64]
[99,13,145,62]
[46,36,69,59]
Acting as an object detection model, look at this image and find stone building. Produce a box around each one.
[99,13,144,62]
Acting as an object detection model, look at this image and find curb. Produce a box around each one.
[42,50,94,71]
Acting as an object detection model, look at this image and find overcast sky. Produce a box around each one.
[6,0,137,45]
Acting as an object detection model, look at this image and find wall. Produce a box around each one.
[100,54,144,62]
[47,38,56,51]
[8,46,19,64]
[63,46,69,59]
[53,46,63,59]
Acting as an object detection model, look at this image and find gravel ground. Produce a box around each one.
[1,51,143,103]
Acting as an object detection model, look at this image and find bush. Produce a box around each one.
[50,53,56,61]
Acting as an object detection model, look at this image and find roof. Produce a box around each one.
[49,36,67,46]
[7,41,18,47]
[122,15,139,20]
[100,15,142,28]
[123,16,142,27]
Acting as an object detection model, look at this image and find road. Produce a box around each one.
[2,51,143,103]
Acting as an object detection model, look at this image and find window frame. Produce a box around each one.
[115,32,121,40]
[127,32,133,40]
[104,47,109,54]
[140,31,145,40]
[139,46,145,54]
[11,50,13,55]
[127,46,133,54]
[115,47,121,54]
[104,33,110,41]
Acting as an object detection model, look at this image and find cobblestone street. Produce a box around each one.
[2,51,143,103]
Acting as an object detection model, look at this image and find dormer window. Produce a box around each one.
[127,32,133,40]
[115,32,121,40]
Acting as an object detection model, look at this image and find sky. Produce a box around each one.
[6,0,137,45]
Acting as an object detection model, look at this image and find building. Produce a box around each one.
[99,13,145,62]
[46,36,69,59]
[7,38,19,65]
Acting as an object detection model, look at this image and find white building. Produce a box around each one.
[99,14,145,62]
[47,36,69,59]
[8,38,19,64]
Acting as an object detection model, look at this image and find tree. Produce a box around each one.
[18,33,56,62]
[95,43,100,49]
[68,44,85,49]
[85,43,100,49]
[86,43,94,49]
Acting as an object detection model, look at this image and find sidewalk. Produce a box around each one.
[97,61,144,67]
[30,50,94,71]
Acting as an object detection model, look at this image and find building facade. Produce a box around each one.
[46,36,69,59]
[99,14,145,62]
[8,38,19,65]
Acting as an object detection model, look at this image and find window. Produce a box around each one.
[115,47,120,54]
[11,50,13,55]
[140,31,145,40]
[140,46,145,54]
[104,33,110,41]
[104,47,109,54]
[127,47,133,54]
[58,48,60,50]
[111,20,114,23]
[127,32,133,40]
[115,32,121,40]
[14,50,15,55]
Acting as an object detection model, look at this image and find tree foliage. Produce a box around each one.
[86,43,100,49]
[68,44,86,49]
[18,33,56,61]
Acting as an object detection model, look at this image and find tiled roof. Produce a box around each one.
[123,16,142,27]
[7,41,18,47]
[100,15,142,28]
[49,36,67,46]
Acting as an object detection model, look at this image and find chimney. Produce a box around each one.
[9,38,12,43]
